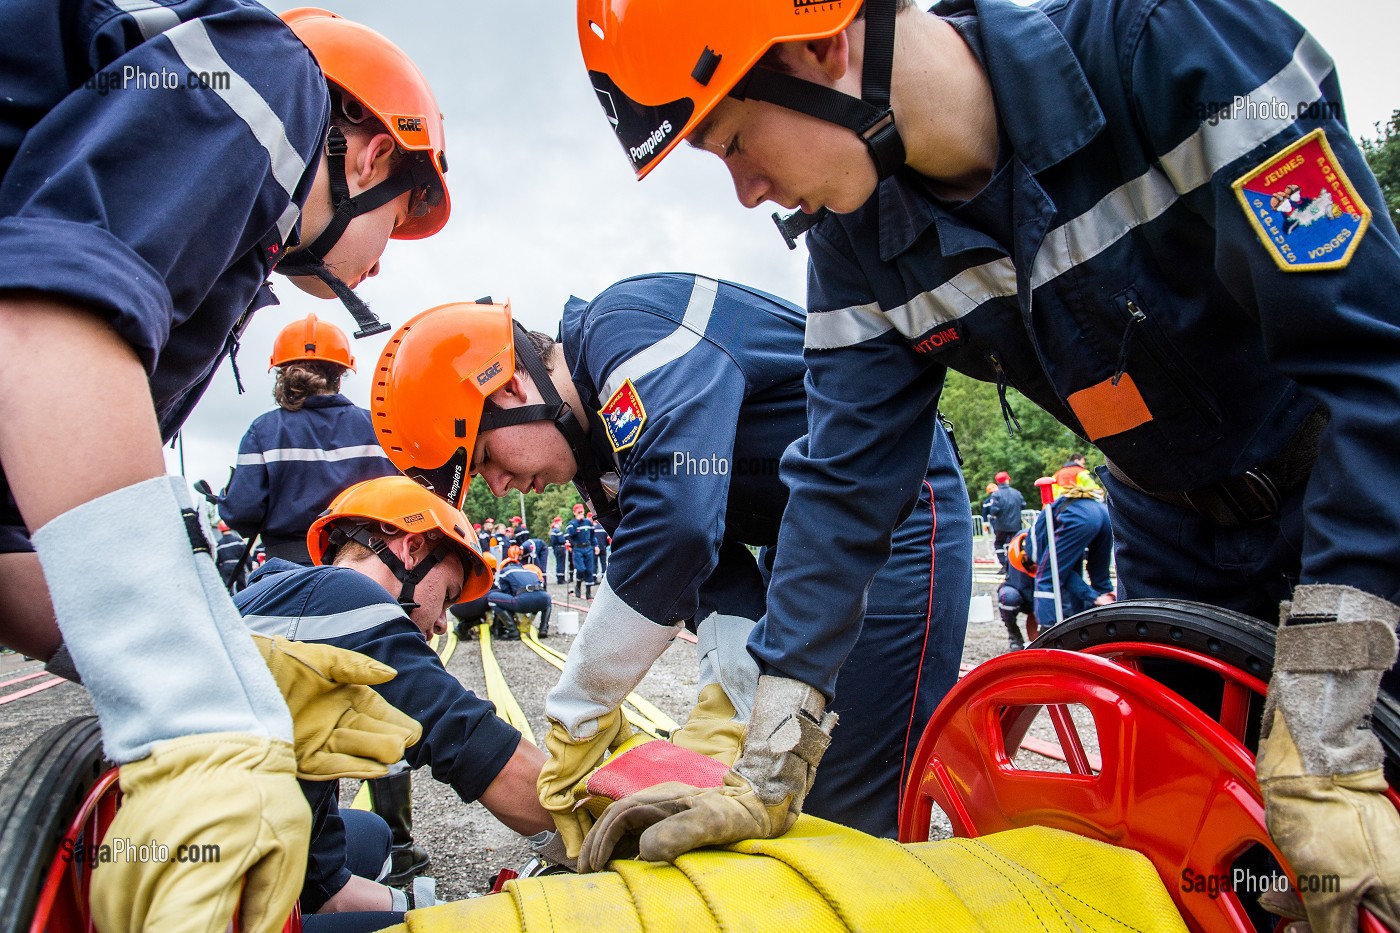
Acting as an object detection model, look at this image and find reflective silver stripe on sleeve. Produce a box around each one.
[600,275,719,400]
[804,32,1334,350]
[891,260,1018,335]
[237,445,390,466]
[1032,167,1179,290]
[110,0,180,40]
[162,19,308,243]
[804,300,893,350]
[243,604,409,641]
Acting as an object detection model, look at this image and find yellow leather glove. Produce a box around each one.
[670,683,747,767]
[1258,586,1400,933]
[1258,712,1400,932]
[253,634,422,780]
[538,708,631,858]
[90,733,310,933]
[578,675,835,873]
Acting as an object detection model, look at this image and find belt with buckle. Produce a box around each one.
[1106,407,1327,527]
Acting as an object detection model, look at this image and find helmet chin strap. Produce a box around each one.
[326,522,455,612]
[727,0,903,248]
[274,126,431,338]
[477,321,613,516]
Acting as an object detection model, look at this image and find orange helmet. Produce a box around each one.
[481,551,499,573]
[1007,531,1036,577]
[506,544,523,563]
[578,0,907,185]
[281,8,449,238]
[578,1,858,179]
[269,313,356,371]
[371,302,516,509]
[307,475,493,603]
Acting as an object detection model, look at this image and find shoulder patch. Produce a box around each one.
[1232,128,1371,272]
[599,379,647,453]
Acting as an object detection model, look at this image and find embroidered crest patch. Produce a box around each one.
[599,379,647,452]
[1232,128,1371,272]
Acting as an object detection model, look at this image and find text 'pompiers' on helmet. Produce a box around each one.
[576,0,863,179]
[269,313,356,371]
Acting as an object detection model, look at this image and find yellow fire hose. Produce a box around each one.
[426,628,458,666]
[385,818,1189,933]
[352,612,683,809]
[477,623,536,745]
[517,623,678,739]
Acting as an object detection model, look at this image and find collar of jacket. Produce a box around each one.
[877,0,1106,260]
[299,393,354,409]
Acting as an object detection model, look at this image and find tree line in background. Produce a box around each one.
[458,109,1400,525]
[463,479,583,541]
[938,373,1097,509]
[1363,110,1400,231]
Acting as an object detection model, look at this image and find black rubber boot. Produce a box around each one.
[369,770,431,886]
[584,584,593,600]
[536,605,551,638]
[573,580,581,599]
[1001,610,1026,651]
[494,611,520,641]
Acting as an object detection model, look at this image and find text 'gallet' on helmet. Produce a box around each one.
[307,475,493,603]
[269,313,356,371]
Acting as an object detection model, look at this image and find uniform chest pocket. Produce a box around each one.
[1109,288,1223,432]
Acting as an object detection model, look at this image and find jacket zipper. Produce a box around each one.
[1112,302,1145,386]
[1112,296,1222,426]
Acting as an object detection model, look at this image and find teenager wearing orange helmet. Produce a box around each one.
[216,313,399,566]
[237,476,553,919]
[368,280,970,861]
[0,5,451,930]
[998,531,1037,652]
[576,1,1400,921]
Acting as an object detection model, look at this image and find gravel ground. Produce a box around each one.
[0,553,1104,905]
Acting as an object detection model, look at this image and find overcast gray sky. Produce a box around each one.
[166,0,1400,489]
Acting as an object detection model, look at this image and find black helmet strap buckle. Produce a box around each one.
[730,71,905,179]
